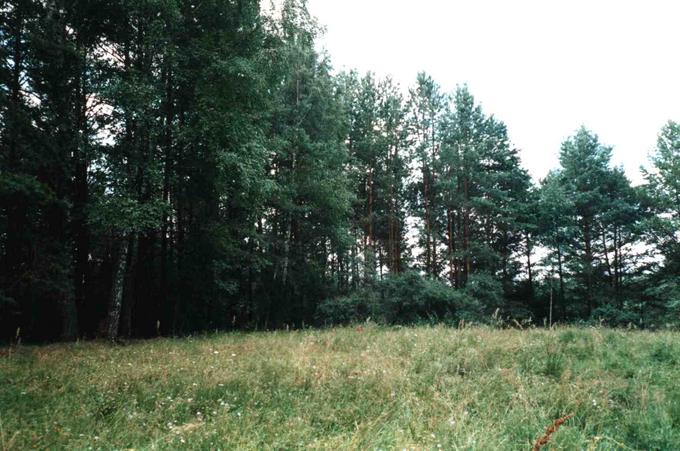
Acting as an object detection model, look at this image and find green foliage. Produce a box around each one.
[87,197,169,234]
[534,127,649,323]
[462,272,504,315]
[317,272,482,326]
[590,304,640,328]
[0,173,54,204]
[642,122,680,324]
[0,0,678,341]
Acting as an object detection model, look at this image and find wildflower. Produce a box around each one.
[231,353,236,357]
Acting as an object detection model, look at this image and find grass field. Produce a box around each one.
[1,325,679,450]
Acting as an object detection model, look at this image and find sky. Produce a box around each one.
[307,0,680,184]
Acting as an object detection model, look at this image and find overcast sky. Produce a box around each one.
[307,0,680,184]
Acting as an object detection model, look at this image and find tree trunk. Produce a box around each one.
[282,198,294,286]
[464,176,471,285]
[583,218,593,315]
[160,58,174,333]
[3,5,28,310]
[72,31,91,334]
[366,168,375,279]
[557,244,566,321]
[614,226,621,306]
[601,228,613,289]
[56,289,78,341]
[423,166,432,275]
[526,233,533,295]
[447,208,456,285]
[107,237,129,340]
[119,233,137,337]
[430,119,438,276]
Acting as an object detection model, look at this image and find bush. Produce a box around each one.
[315,291,372,325]
[316,272,483,326]
[590,304,639,328]
[463,272,504,315]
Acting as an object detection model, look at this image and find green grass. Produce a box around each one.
[2,326,680,450]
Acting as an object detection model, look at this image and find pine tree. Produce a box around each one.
[642,121,680,324]
[259,0,352,327]
[408,73,446,277]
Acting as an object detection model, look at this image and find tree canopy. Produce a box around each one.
[1,0,678,341]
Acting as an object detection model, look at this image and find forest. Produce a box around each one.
[1,0,679,342]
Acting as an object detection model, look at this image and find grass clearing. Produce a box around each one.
[1,326,679,450]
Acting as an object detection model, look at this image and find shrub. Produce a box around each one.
[463,272,504,315]
[590,304,639,328]
[316,272,483,326]
[315,292,369,325]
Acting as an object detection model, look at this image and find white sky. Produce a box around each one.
[308,0,680,184]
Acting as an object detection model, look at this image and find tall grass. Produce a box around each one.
[1,326,679,449]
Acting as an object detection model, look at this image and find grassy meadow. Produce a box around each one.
[1,325,680,450]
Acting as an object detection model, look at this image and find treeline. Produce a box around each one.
[1,0,678,341]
